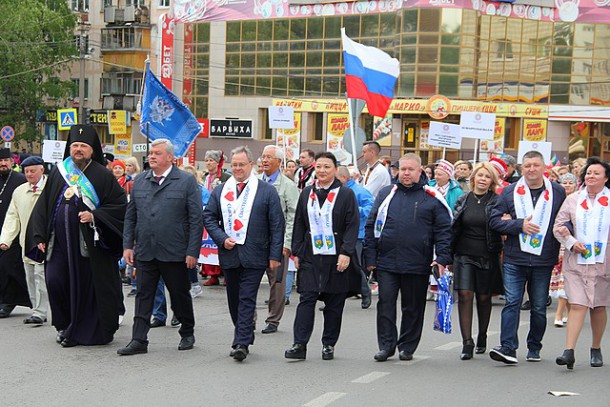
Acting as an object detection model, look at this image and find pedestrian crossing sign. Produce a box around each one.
[57,108,78,130]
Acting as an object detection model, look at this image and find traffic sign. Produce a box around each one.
[0,126,14,142]
[58,108,78,130]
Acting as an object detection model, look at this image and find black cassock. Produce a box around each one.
[0,170,31,309]
[27,161,126,345]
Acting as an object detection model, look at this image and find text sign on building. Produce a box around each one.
[209,119,253,138]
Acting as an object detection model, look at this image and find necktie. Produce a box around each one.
[154,176,163,184]
[237,182,246,195]
[32,186,37,192]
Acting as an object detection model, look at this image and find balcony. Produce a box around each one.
[104,6,150,25]
[103,95,137,111]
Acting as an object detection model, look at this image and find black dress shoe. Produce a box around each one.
[374,349,395,362]
[322,345,334,360]
[361,296,372,309]
[399,350,413,361]
[556,349,575,369]
[285,299,290,306]
[285,343,307,360]
[60,338,78,348]
[56,330,65,344]
[117,340,148,355]
[591,348,603,367]
[233,345,249,361]
[261,324,278,334]
[150,318,166,328]
[0,304,15,318]
[178,335,195,351]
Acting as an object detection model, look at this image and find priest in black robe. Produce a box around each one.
[27,125,127,346]
[0,148,30,318]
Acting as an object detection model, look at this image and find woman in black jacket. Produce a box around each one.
[452,162,503,360]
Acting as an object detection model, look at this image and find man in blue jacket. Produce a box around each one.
[118,139,203,355]
[489,150,566,364]
[364,153,453,362]
[204,146,285,362]
[338,165,374,309]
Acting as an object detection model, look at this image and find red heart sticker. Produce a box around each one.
[599,196,609,207]
[327,192,336,203]
[517,185,526,195]
[544,190,550,201]
[581,200,589,210]
[234,219,243,231]
[225,191,235,202]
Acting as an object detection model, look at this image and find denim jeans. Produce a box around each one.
[285,269,294,300]
[500,263,553,352]
[153,278,167,322]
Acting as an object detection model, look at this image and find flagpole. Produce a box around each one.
[281,129,287,169]
[346,97,358,167]
[442,147,446,160]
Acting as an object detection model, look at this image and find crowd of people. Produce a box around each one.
[0,126,608,370]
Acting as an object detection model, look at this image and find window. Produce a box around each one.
[260,109,273,140]
[71,0,89,11]
[310,113,324,141]
[126,0,146,6]
[101,72,142,95]
[158,0,170,7]
[71,79,89,99]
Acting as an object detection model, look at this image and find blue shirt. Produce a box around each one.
[263,170,281,184]
[346,179,375,239]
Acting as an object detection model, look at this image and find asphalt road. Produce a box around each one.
[1,282,608,407]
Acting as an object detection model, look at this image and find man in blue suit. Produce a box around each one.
[204,146,285,362]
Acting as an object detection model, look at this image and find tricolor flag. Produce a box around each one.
[551,154,561,166]
[341,28,399,118]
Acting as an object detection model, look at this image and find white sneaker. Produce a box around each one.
[118,315,124,325]
[554,319,564,327]
[562,317,568,323]
[190,285,203,298]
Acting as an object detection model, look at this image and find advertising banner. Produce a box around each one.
[523,119,548,141]
[326,113,352,165]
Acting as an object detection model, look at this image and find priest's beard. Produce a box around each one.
[0,167,11,176]
[72,157,91,170]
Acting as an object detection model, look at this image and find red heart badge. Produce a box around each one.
[234,219,243,231]
[581,200,589,210]
[599,196,609,207]
[225,191,235,202]
[517,185,526,195]
[544,190,550,201]
[327,192,336,203]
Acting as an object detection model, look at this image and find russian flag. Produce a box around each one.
[341,28,399,118]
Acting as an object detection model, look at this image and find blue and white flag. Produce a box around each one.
[139,62,201,158]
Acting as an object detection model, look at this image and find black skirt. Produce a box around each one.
[453,254,503,295]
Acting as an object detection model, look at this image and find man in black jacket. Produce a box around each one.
[204,146,285,362]
[118,138,203,355]
[364,153,452,362]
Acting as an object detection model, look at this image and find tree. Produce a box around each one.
[0,0,77,142]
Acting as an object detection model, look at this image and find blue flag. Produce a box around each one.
[139,62,201,158]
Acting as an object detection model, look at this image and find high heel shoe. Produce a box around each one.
[591,348,603,367]
[556,349,575,370]
[475,334,487,354]
[460,339,475,360]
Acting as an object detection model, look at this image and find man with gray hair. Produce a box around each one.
[204,145,285,361]
[503,155,521,184]
[258,145,299,334]
[118,138,203,355]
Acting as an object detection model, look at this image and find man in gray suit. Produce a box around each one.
[204,146,285,361]
[118,139,203,355]
[259,145,299,334]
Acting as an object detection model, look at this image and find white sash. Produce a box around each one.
[575,187,610,265]
[307,186,340,255]
[374,184,452,238]
[513,177,553,256]
[220,173,258,245]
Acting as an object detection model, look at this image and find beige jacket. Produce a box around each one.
[0,176,47,264]
[259,172,299,250]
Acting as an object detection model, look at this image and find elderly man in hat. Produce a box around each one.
[0,148,29,318]
[0,156,48,325]
[28,125,127,347]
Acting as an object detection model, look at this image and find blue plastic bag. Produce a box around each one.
[433,272,453,334]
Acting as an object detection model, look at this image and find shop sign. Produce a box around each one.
[522,119,547,141]
[209,119,252,138]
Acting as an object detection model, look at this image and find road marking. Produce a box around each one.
[393,355,430,365]
[351,371,390,384]
[304,392,346,407]
[435,342,462,351]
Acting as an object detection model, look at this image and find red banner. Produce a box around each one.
[160,14,174,90]
[183,24,194,108]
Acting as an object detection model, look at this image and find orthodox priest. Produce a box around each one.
[28,125,127,347]
[0,148,30,318]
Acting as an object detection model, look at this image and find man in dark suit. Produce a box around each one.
[204,146,285,362]
[118,138,203,355]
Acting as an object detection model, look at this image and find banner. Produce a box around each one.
[326,113,352,165]
[480,118,505,154]
[428,122,462,149]
[174,0,610,24]
[199,229,219,265]
[160,14,174,90]
[523,119,547,141]
[276,112,301,161]
[108,110,127,135]
[114,134,131,159]
[373,114,392,147]
[183,24,194,107]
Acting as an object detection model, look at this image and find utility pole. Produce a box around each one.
[78,14,90,125]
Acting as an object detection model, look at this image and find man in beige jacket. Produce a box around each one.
[0,156,48,325]
[259,145,299,334]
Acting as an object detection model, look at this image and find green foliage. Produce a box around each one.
[0,0,77,141]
